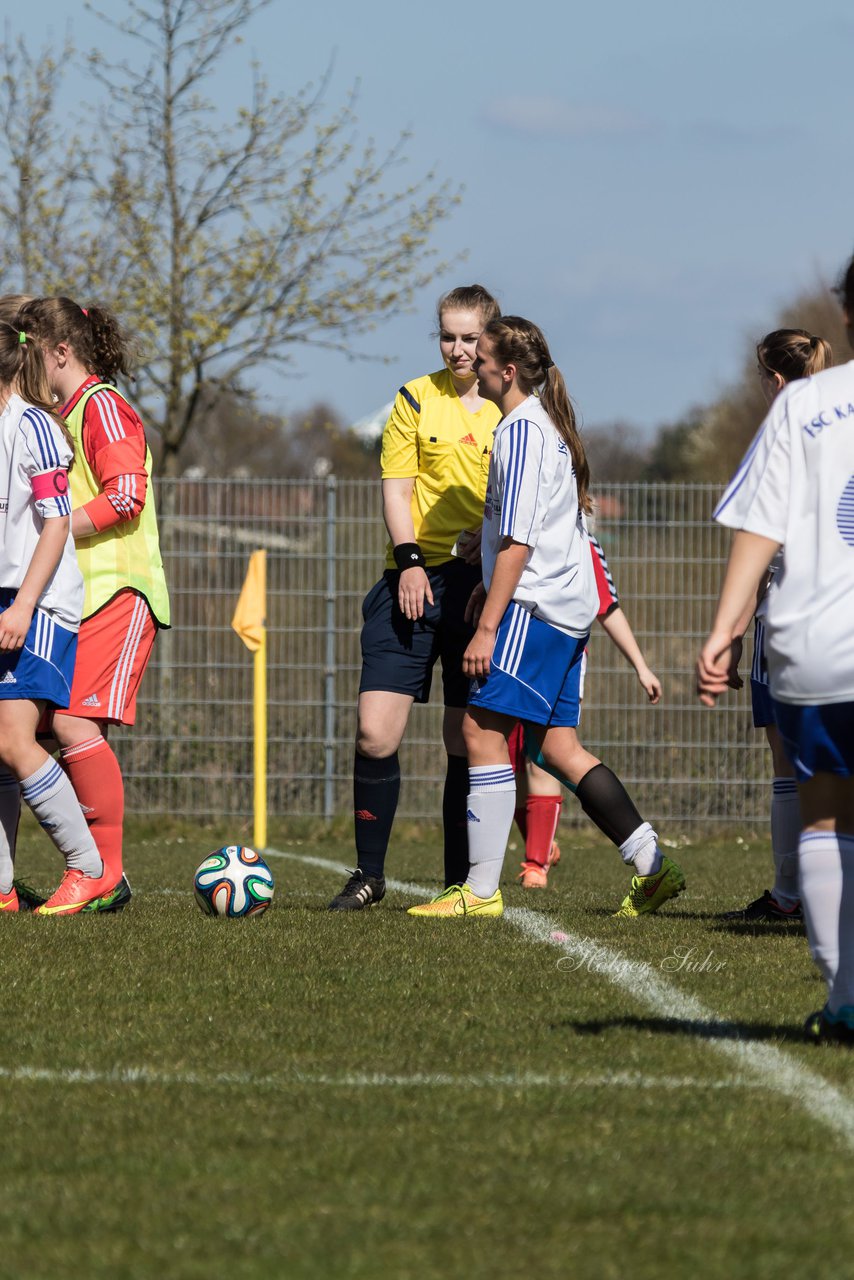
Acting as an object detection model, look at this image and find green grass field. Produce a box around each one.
[3,816,853,1280]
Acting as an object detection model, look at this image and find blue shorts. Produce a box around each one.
[773,700,854,783]
[751,619,774,728]
[359,559,481,707]
[0,592,78,707]
[468,602,588,727]
[751,679,775,729]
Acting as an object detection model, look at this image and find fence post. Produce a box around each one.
[324,474,338,821]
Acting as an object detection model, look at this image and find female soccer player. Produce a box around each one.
[18,297,170,914]
[0,317,109,913]
[408,316,684,918]
[721,328,832,922]
[509,532,662,888]
[329,284,502,910]
[698,260,854,1044]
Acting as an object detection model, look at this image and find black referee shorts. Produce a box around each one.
[358,559,482,707]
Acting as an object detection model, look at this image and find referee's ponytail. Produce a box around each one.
[481,316,591,514]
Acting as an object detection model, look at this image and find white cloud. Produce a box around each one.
[480,96,656,140]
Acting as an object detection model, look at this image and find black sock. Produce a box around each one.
[353,751,400,878]
[442,753,470,887]
[575,763,644,847]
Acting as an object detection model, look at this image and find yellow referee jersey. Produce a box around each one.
[380,368,499,567]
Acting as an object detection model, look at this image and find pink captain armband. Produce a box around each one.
[31,468,70,501]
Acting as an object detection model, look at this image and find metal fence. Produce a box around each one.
[115,479,767,831]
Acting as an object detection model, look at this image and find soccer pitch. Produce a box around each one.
[3,818,853,1280]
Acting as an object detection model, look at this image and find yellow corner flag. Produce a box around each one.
[232,550,268,850]
[231,549,266,651]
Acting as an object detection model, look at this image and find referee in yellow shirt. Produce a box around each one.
[329,285,501,910]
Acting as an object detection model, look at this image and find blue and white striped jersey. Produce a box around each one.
[481,393,597,637]
[0,393,83,630]
[715,359,854,704]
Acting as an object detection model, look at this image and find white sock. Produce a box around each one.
[828,835,854,1017]
[799,830,842,993]
[770,778,801,907]
[0,769,20,894]
[465,765,517,898]
[21,759,103,878]
[620,821,662,877]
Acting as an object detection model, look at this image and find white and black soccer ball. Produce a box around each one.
[193,845,275,918]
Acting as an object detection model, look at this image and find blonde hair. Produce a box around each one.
[436,284,500,331]
[0,320,74,456]
[0,294,33,326]
[757,328,832,383]
[482,315,591,513]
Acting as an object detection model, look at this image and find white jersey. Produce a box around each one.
[0,393,84,631]
[481,393,598,637]
[714,359,854,704]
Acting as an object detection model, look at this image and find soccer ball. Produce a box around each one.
[193,845,275,918]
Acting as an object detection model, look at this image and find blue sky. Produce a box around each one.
[30,1,854,436]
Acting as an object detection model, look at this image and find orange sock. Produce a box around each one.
[60,735,125,884]
[525,794,562,866]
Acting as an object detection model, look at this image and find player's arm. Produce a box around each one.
[463,537,529,678]
[381,475,434,620]
[697,530,780,707]
[0,515,69,651]
[597,607,662,703]
[380,385,435,621]
[73,394,149,541]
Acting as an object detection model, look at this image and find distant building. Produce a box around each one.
[351,401,393,444]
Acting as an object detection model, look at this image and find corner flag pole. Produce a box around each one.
[231,550,268,850]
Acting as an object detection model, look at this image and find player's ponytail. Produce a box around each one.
[0,320,75,455]
[482,316,591,514]
[757,328,833,383]
[17,296,136,384]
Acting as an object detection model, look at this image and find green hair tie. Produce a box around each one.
[18,331,27,345]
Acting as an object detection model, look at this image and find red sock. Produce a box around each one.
[60,736,125,884]
[526,794,562,866]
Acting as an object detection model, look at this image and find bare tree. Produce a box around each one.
[688,282,849,482]
[0,2,459,473]
[0,29,88,292]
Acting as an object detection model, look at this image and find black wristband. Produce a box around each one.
[393,542,426,571]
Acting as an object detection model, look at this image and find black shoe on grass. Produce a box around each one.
[722,890,802,922]
[81,873,133,914]
[12,878,47,911]
[328,869,386,912]
[804,1006,854,1046]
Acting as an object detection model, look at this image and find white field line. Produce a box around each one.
[0,1064,766,1092]
[266,846,854,1149]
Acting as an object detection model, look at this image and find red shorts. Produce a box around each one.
[63,590,158,725]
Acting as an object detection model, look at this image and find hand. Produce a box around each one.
[697,630,735,707]
[397,565,433,621]
[461,527,483,565]
[0,599,33,651]
[464,582,486,626]
[463,623,496,679]
[637,668,662,704]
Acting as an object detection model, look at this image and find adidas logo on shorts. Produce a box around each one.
[82,693,102,707]
[0,671,16,684]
